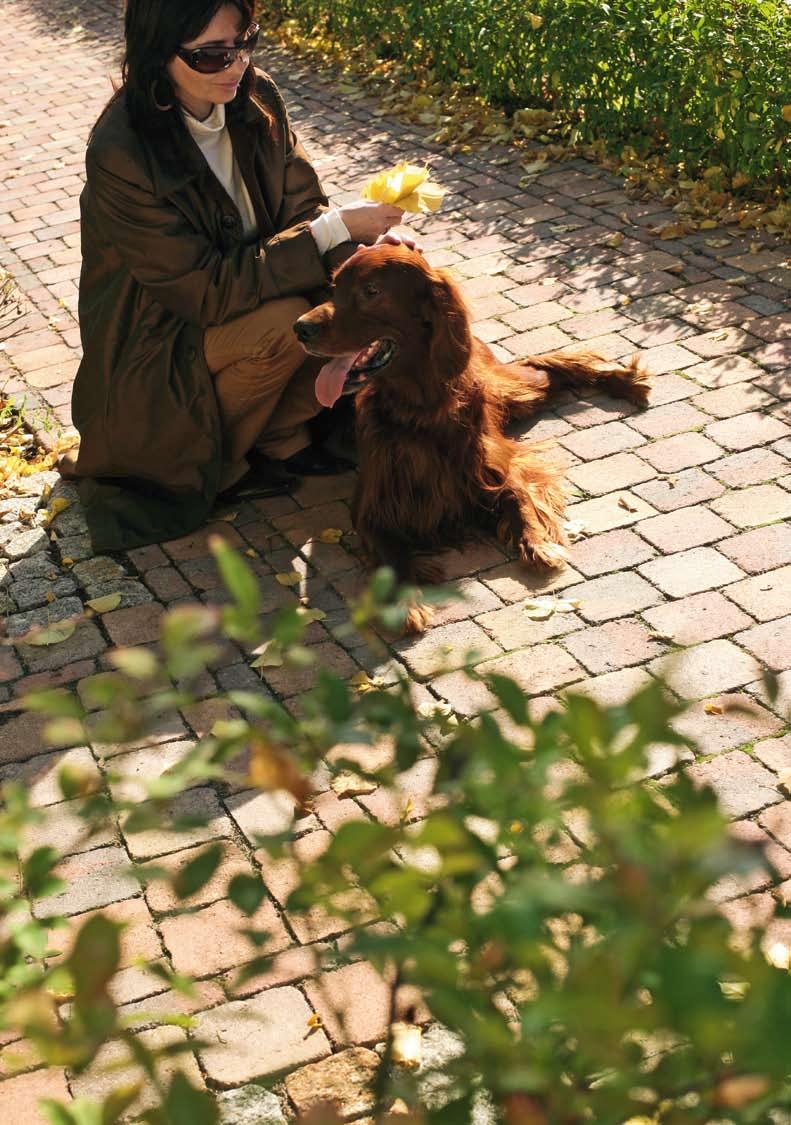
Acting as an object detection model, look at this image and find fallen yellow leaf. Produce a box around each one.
[275,571,302,587]
[330,770,377,798]
[85,593,122,614]
[24,620,77,647]
[318,527,344,544]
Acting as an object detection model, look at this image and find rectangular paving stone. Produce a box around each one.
[195,988,331,1084]
[673,694,783,756]
[724,565,791,621]
[634,505,734,553]
[628,400,708,438]
[705,412,789,452]
[122,787,234,860]
[649,639,759,700]
[562,620,666,674]
[708,448,789,488]
[0,746,98,807]
[632,467,725,512]
[477,644,584,696]
[562,570,663,623]
[711,484,791,528]
[566,666,653,707]
[70,1026,204,1112]
[394,619,501,678]
[559,420,645,461]
[687,751,781,818]
[638,547,745,597]
[33,845,139,919]
[643,592,753,647]
[638,432,722,473]
[303,960,393,1046]
[564,491,657,535]
[684,355,766,388]
[718,524,791,574]
[227,788,318,845]
[476,604,583,651]
[692,381,777,418]
[0,1068,71,1123]
[735,617,791,671]
[569,527,656,576]
[567,451,655,496]
[161,896,290,977]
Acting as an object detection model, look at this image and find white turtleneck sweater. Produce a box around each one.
[182,102,349,253]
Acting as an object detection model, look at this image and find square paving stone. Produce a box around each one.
[33,844,139,918]
[673,694,783,757]
[195,988,331,1084]
[642,592,752,647]
[638,547,744,598]
[724,565,791,621]
[649,640,759,700]
[562,570,663,623]
[686,751,781,818]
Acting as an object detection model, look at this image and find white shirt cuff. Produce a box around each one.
[310,209,352,255]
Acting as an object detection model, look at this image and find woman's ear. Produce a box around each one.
[423,271,473,384]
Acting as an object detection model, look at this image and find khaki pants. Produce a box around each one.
[204,295,321,490]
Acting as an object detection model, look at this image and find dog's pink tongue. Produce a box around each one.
[315,355,355,408]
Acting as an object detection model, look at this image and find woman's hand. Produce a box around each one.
[337,200,404,243]
[374,231,423,253]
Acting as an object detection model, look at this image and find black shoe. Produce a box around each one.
[280,445,356,476]
[217,459,300,503]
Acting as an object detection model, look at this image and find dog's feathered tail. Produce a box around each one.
[491,349,651,418]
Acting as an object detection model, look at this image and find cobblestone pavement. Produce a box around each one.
[1,0,791,1118]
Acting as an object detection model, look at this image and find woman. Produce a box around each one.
[68,0,407,551]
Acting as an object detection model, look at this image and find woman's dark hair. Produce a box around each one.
[120,0,256,131]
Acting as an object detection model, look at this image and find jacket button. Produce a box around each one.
[222,215,236,229]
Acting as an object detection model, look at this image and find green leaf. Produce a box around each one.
[101,1085,142,1125]
[23,846,61,898]
[22,689,85,719]
[108,648,160,680]
[69,915,121,1001]
[172,843,223,900]
[163,1072,219,1125]
[228,873,267,916]
[485,672,528,725]
[210,537,261,621]
[39,1101,78,1125]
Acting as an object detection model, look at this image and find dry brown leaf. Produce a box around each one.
[330,770,377,798]
[617,496,638,512]
[85,593,122,614]
[703,702,724,715]
[317,527,344,544]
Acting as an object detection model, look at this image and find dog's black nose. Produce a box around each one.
[293,317,319,344]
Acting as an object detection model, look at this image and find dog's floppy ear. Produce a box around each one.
[423,269,473,385]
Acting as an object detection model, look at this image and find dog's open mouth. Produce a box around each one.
[315,338,397,408]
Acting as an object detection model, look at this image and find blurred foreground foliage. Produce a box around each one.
[1,539,790,1122]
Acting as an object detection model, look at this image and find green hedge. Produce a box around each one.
[276,0,790,190]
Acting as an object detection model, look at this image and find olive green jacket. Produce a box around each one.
[72,69,331,551]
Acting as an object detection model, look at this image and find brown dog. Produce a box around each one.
[294,244,650,632]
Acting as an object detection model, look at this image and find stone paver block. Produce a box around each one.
[32,844,139,919]
[635,505,734,553]
[70,1026,203,1111]
[562,620,666,674]
[643,591,752,647]
[285,1046,379,1117]
[650,640,759,701]
[567,666,653,707]
[710,483,791,528]
[13,619,106,675]
[562,570,662,623]
[102,602,165,646]
[0,711,52,766]
[638,432,722,473]
[715,524,791,576]
[724,565,791,621]
[705,411,788,452]
[693,381,776,419]
[0,746,98,807]
[685,355,766,388]
[261,641,358,697]
[476,604,582,651]
[632,467,724,513]
[160,896,290,977]
[216,1085,287,1125]
[735,616,791,672]
[638,546,744,598]
[394,620,501,679]
[760,803,791,851]
[567,451,654,496]
[20,796,115,860]
[628,400,709,438]
[143,839,254,914]
[633,342,700,374]
[122,787,233,860]
[569,528,656,577]
[564,491,657,535]
[0,1068,71,1123]
[195,988,331,1084]
[304,960,392,1046]
[227,788,318,844]
[754,734,791,774]
[479,561,581,603]
[559,421,644,461]
[477,644,584,696]
[673,695,783,757]
[687,751,781,818]
[709,447,789,488]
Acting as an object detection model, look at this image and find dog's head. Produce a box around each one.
[294,243,472,406]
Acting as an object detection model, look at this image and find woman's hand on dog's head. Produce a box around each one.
[338,200,404,244]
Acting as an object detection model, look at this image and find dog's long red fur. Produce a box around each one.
[296,244,650,632]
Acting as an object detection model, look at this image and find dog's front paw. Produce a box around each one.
[519,537,569,569]
[403,601,435,634]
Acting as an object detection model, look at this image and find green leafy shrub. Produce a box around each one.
[275,0,791,191]
[1,540,790,1122]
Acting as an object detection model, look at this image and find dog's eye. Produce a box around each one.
[363,282,380,299]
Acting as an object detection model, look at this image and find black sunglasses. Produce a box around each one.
[176,24,259,74]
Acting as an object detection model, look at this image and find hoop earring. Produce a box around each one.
[151,76,175,112]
